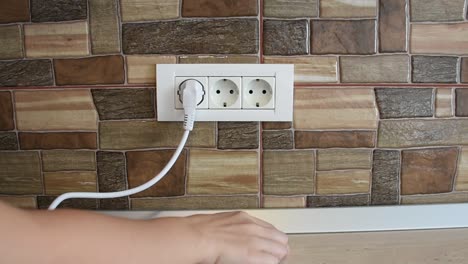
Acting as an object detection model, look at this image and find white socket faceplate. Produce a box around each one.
[156,64,294,122]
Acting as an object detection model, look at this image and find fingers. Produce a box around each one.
[248,252,282,264]
[250,236,288,261]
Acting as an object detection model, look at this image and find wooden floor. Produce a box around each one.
[283,228,468,264]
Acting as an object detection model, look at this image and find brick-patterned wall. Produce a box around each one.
[1,0,468,210]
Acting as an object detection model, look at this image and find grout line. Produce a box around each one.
[375,0,379,54]
[38,150,46,196]
[10,90,20,151]
[397,149,402,205]
[457,57,462,84]
[452,88,457,117]
[452,147,462,192]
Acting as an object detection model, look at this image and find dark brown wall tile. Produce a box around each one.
[0,0,30,23]
[0,152,42,195]
[402,148,458,195]
[412,56,458,83]
[456,89,468,116]
[371,150,400,205]
[262,130,293,149]
[262,122,292,130]
[263,20,308,55]
[127,150,186,197]
[379,0,406,52]
[54,55,124,85]
[31,0,87,22]
[91,88,155,120]
[19,132,97,150]
[99,198,129,210]
[0,60,53,87]
[462,58,468,83]
[0,91,14,131]
[97,152,127,192]
[311,20,376,54]
[307,194,369,207]
[375,88,433,118]
[182,0,257,17]
[218,122,259,149]
[0,25,23,59]
[0,132,18,150]
[123,19,258,54]
[37,196,98,210]
[295,131,376,148]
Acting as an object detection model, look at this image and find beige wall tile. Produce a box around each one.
[317,149,372,171]
[187,149,258,195]
[0,196,37,209]
[121,0,179,22]
[89,0,120,54]
[263,150,315,195]
[316,170,370,194]
[179,55,258,64]
[131,196,259,210]
[264,0,318,18]
[320,0,376,18]
[411,23,468,55]
[0,25,23,59]
[410,0,465,22]
[340,55,409,83]
[264,56,337,83]
[42,150,96,172]
[456,148,468,191]
[24,21,89,58]
[294,88,378,130]
[0,152,42,195]
[401,193,468,204]
[44,171,97,195]
[127,55,176,84]
[263,196,306,208]
[15,90,98,131]
[435,89,453,117]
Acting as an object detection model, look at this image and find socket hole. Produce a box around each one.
[249,90,253,94]
[256,79,260,82]
[256,102,260,107]
[230,90,234,94]
[223,102,227,107]
[262,90,266,94]
[216,90,220,94]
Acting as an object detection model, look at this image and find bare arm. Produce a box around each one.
[0,201,288,264]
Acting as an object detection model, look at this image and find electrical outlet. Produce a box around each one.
[175,77,208,109]
[242,77,275,109]
[209,77,241,109]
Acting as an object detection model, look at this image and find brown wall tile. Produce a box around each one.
[218,122,259,149]
[31,0,87,22]
[379,0,406,52]
[456,148,468,191]
[99,198,129,210]
[97,152,127,192]
[263,56,337,83]
[307,194,369,207]
[340,55,409,83]
[0,25,23,59]
[410,0,465,22]
[15,90,98,131]
[262,130,293,149]
[183,0,257,17]
[462,58,468,83]
[54,55,124,85]
[316,170,370,195]
[37,196,98,210]
[42,150,96,172]
[131,196,259,210]
[411,23,468,54]
[263,196,306,208]
[187,150,258,195]
[0,0,30,23]
[295,131,376,148]
[371,150,400,205]
[127,150,186,197]
[121,0,179,22]
[375,88,433,118]
[264,0,318,18]
[0,132,18,150]
[19,132,97,150]
[263,20,308,55]
[89,0,120,54]
[0,196,37,209]
[401,193,468,205]
[436,89,453,117]
[0,91,14,131]
[317,149,372,171]
[44,171,97,195]
[0,60,53,87]
[311,20,375,54]
[262,122,292,130]
[263,150,315,195]
[401,148,458,195]
[320,0,376,18]
[0,152,42,195]
[127,56,176,84]
[456,89,468,116]
[412,56,458,83]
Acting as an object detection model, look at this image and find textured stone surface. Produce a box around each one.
[295,131,376,148]
[179,55,258,64]
[379,0,406,52]
[262,122,292,130]
[311,20,375,54]
[100,121,215,149]
[262,130,293,149]
[317,149,372,171]
[89,0,120,54]
[340,55,409,83]
[0,60,53,87]
[0,25,23,59]
[410,0,465,22]
[264,0,318,18]
[263,150,315,195]
[411,24,468,55]
[31,0,87,22]
[15,90,98,131]
[0,133,18,150]
[456,148,468,191]
[263,56,337,83]
[401,193,468,205]
[121,0,179,22]
[378,119,468,147]
[44,172,97,195]
[127,150,186,197]
[24,22,89,58]
[99,198,129,210]
[127,56,177,84]
[91,89,155,120]
[0,0,29,23]
[0,91,14,131]
[218,122,259,149]
[97,152,127,193]
[131,196,259,210]
[19,132,97,150]
[462,58,468,83]
[375,88,433,118]
[412,56,457,83]
[183,0,257,17]
[316,170,371,195]
[456,89,468,117]
[42,150,96,172]
[401,148,458,195]
[263,20,308,55]
[294,88,378,129]
[187,150,258,195]
[123,20,258,54]
[320,0,376,18]
[0,152,42,195]
[37,196,98,210]
[436,89,453,117]
[263,196,306,208]
[54,55,124,85]
[0,196,36,209]
[307,194,369,207]
[371,150,400,205]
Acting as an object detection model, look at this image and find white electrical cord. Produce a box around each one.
[48,80,203,210]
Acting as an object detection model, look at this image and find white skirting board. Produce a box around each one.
[102,203,468,234]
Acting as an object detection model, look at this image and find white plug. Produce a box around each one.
[180,79,204,131]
